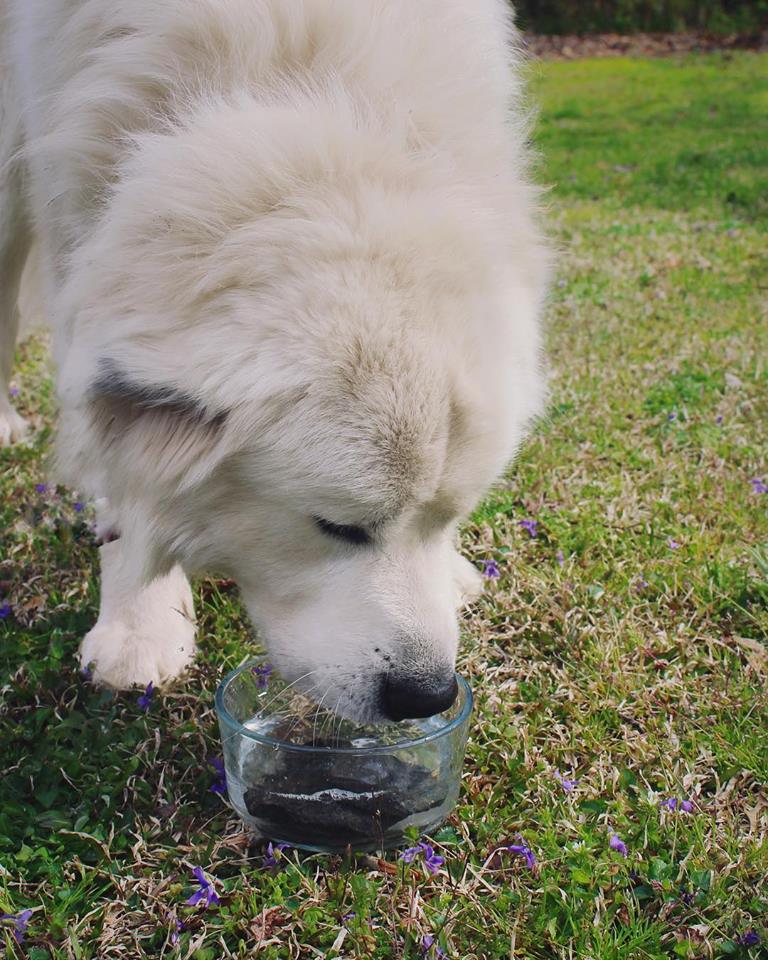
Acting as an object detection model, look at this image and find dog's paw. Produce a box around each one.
[79,614,196,689]
[0,406,29,447]
[452,552,484,607]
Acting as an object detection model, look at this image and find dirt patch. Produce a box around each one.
[523,30,768,60]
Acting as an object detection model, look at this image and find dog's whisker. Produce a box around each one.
[311,687,333,747]
[318,691,342,744]
[279,682,325,741]
[330,694,345,747]
[251,669,319,720]
[218,677,324,752]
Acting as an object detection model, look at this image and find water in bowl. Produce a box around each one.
[218,664,469,852]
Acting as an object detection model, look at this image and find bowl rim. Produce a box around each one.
[215,657,473,755]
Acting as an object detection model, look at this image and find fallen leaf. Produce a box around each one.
[251,906,289,943]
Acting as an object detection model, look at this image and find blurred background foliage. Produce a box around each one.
[513,0,767,34]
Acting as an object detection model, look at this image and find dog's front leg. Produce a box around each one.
[80,536,197,689]
[451,550,484,608]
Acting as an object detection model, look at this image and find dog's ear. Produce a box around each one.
[88,360,232,491]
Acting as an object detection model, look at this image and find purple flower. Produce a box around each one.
[261,842,290,869]
[738,931,760,948]
[74,502,85,513]
[715,415,724,425]
[609,834,628,857]
[170,918,185,945]
[422,934,447,958]
[400,845,421,864]
[0,910,33,944]
[483,559,500,579]
[667,538,681,550]
[185,867,220,908]
[634,576,649,593]
[0,603,11,620]
[750,478,767,495]
[421,844,445,875]
[556,550,565,566]
[35,483,47,494]
[505,842,537,870]
[667,411,678,422]
[661,797,694,813]
[400,842,445,875]
[252,663,273,688]
[209,757,227,796]
[262,843,278,869]
[9,386,19,398]
[555,771,579,793]
[137,682,154,711]
[210,757,225,775]
[342,911,356,923]
[519,518,538,538]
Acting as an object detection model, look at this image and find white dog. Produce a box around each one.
[0,0,547,722]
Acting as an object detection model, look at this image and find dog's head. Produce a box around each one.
[57,97,546,721]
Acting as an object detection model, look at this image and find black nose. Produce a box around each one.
[382,672,458,721]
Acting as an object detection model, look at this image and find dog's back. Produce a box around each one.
[8,0,527,270]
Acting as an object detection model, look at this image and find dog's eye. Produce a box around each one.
[314,517,372,546]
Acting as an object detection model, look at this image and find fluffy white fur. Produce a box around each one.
[1,0,548,719]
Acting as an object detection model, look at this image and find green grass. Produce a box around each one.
[2,53,767,959]
[530,54,768,223]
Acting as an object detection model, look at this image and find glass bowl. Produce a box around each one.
[214,658,473,853]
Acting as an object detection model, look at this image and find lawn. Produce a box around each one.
[1,52,767,959]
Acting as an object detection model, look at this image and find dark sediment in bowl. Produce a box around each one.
[242,745,449,848]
